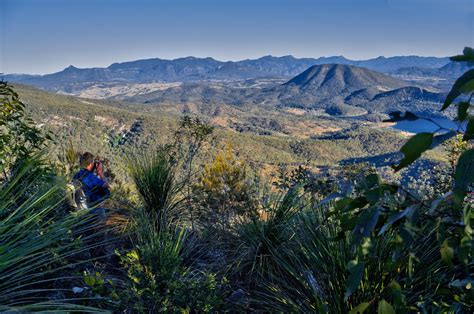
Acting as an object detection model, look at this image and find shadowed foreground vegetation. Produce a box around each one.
[1,48,473,312]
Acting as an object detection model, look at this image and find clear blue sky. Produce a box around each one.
[1,0,473,74]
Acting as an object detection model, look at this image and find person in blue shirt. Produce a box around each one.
[73,152,111,216]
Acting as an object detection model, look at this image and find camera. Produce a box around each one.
[92,159,103,171]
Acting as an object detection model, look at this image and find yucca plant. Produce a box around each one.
[126,147,184,229]
[0,157,111,311]
[255,205,351,312]
[253,204,400,312]
[230,188,304,291]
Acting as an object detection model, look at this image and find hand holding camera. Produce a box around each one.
[95,160,104,176]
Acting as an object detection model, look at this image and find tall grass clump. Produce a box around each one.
[118,148,225,312]
[1,82,113,311]
[0,157,109,310]
[256,205,351,312]
[230,188,304,291]
[127,147,184,228]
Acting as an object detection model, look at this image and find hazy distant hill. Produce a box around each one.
[395,61,471,78]
[4,55,449,93]
[129,63,446,116]
[354,56,449,73]
[393,61,473,90]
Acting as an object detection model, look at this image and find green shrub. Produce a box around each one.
[0,81,51,181]
[193,145,258,236]
[118,209,224,312]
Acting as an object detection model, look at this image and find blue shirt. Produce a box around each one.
[73,168,110,207]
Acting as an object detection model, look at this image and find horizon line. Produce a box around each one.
[2,52,453,76]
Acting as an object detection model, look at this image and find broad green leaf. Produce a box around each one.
[399,226,415,247]
[453,149,474,207]
[388,280,405,308]
[349,302,370,314]
[84,275,96,287]
[361,237,373,256]
[364,188,382,204]
[352,207,380,242]
[459,235,471,265]
[460,80,474,93]
[463,119,474,141]
[377,300,396,314]
[388,280,401,291]
[344,260,365,300]
[393,133,433,171]
[363,184,398,204]
[443,69,474,110]
[440,239,454,265]
[335,197,353,211]
[463,205,473,236]
[458,101,470,121]
[450,47,474,63]
[436,131,457,150]
[378,205,417,236]
[334,196,369,214]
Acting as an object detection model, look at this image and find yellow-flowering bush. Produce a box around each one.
[194,144,257,232]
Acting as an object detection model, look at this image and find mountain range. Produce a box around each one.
[128,63,449,117]
[4,54,471,119]
[3,55,450,93]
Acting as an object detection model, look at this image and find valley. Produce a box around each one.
[2,54,469,199]
[3,0,473,311]
[7,55,468,135]
[6,54,467,180]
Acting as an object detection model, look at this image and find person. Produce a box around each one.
[73,152,111,216]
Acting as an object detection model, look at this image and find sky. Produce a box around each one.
[0,0,473,74]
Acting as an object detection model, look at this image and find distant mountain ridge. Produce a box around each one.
[130,63,446,116]
[395,61,471,77]
[4,55,449,93]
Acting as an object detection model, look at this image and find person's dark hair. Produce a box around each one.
[80,152,94,168]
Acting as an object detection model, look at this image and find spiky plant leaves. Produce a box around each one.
[231,187,304,284]
[0,156,110,310]
[126,147,184,229]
